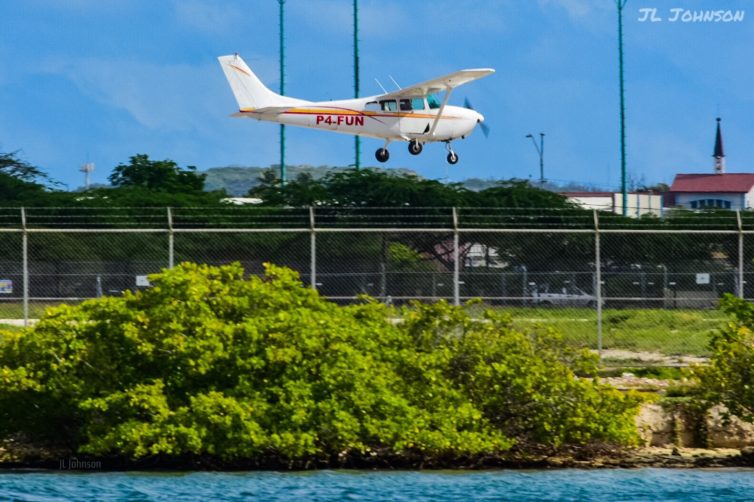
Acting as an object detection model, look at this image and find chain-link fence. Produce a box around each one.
[1,206,750,365]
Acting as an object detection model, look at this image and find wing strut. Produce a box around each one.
[427,87,453,138]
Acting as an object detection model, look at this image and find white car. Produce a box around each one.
[531,286,600,308]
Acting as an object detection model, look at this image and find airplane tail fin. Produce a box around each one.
[218,54,288,110]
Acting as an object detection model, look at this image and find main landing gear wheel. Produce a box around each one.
[408,140,423,155]
[375,148,390,163]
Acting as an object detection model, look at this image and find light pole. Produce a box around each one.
[526,133,545,184]
[278,0,287,186]
[617,0,628,216]
[353,0,361,169]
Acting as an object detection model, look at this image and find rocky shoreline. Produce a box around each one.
[547,447,752,469]
[2,442,753,471]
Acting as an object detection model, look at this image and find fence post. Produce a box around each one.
[593,210,603,361]
[453,207,460,306]
[167,207,174,269]
[738,209,744,298]
[21,207,28,327]
[309,206,317,290]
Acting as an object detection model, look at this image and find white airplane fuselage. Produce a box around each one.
[237,98,483,143]
[218,54,493,164]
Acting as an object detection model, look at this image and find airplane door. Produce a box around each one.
[399,98,431,136]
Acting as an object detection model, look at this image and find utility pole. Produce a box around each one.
[526,133,545,184]
[278,0,287,185]
[353,0,361,169]
[617,0,628,216]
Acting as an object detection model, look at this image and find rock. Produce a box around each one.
[707,405,754,448]
[636,404,676,446]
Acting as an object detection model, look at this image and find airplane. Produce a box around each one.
[218,54,494,165]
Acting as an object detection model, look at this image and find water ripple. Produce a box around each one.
[1,468,753,501]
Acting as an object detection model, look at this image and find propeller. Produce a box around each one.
[464,97,490,138]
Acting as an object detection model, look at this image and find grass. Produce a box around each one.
[469,306,725,357]
[0,302,76,319]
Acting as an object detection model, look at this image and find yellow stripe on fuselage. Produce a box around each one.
[238,107,461,120]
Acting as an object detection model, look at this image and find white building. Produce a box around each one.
[668,118,754,210]
[561,191,664,217]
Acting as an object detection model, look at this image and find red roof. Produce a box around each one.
[669,173,754,193]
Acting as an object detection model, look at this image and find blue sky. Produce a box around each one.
[1,0,753,190]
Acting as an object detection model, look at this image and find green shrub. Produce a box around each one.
[0,263,641,462]
[693,294,754,421]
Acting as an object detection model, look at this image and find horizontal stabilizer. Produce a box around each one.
[232,106,293,118]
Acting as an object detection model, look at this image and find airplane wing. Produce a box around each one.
[378,68,495,100]
[376,68,494,139]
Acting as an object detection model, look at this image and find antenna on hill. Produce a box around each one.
[80,162,95,189]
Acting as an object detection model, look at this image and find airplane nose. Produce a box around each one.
[474,111,489,138]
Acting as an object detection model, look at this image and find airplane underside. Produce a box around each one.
[244,113,463,165]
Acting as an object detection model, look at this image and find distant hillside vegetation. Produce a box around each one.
[203,165,418,196]
[202,165,613,196]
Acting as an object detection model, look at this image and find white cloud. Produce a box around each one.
[296,0,507,38]
[537,0,614,36]
[171,0,242,34]
[538,0,611,20]
[293,0,411,39]
[23,0,132,14]
[40,57,224,132]
[420,1,507,34]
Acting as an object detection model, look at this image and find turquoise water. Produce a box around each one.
[1,469,753,501]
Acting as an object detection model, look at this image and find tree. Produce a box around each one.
[0,172,46,202]
[0,151,74,206]
[108,154,207,194]
[249,168,468,207]
[474,180,574,208]
[0,151,54,184]
[321,169,468,207]
[692,294,754,422]
[249,170,330,206]
[0,263,641,463]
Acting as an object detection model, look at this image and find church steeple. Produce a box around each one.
[714,117,725,174]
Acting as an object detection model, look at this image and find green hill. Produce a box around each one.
[203,165,418,196]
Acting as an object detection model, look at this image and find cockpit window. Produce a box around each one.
[379,100,397,112]
[427,94,441,109]
[399,99,412,111]
[411,97,425,110]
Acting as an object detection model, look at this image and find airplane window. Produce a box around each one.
[399,99,412,111]
[365,101,380,111]
[411,98,425,110]
[427,94,441,109]
[380,100,398,112]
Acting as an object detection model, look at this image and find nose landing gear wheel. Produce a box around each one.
[375,148,390,163]
[444,142,459,165]
[408,140,423,155]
